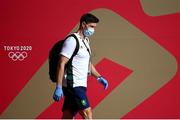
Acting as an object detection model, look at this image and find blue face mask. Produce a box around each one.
[83,27,95,37]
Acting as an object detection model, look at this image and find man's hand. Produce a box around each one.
[53,86,63,102]
[97,76,108,90]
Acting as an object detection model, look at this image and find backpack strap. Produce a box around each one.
[66,34,79,58]
[69,34,79,58]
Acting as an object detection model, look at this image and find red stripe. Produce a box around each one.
[37,58,132,118]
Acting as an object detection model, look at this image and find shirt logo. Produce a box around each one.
[81,99,87,106]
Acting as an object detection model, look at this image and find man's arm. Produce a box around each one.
[53,36,77,102]
[90,63,109,90]
[91,63,101,78]
[53,55,69,102]
[56,55,69,87]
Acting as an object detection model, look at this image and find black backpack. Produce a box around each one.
[48,34,79,83]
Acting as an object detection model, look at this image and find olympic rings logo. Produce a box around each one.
[8,51,28,61]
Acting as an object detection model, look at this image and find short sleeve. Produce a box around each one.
[60,36,76,59]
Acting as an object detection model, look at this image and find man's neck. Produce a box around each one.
[77,29,85,40]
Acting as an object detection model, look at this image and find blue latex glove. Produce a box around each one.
[97,76,108,90]
[53,86,63,102]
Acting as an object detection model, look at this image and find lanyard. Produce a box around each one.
[82,39,92,75]
[82,39,91,55]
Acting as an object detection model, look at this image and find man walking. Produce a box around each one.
[53,13,108,119]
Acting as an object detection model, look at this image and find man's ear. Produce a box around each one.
[82,22,86,28]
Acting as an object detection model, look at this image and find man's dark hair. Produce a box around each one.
[80,13,99,26]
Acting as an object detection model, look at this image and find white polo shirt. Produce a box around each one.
[60,33,91,88]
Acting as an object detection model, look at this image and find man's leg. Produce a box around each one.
[62,108,74,119]
[73,87,91,119]
[62,87,76,119]
[79,107,92,119]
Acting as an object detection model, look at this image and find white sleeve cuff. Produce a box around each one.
[60,52,71,59]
